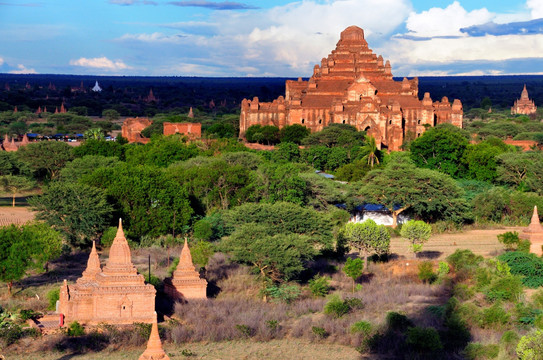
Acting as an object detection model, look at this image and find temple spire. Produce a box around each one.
[103,218,136,275]
[139,312,169,360]
[80,241,102,282]
[176,238,196,274]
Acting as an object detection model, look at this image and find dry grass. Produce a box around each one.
[0,207,35,226]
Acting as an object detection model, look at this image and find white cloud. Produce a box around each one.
[8,64,37,74]
[527,0,543,19]
[405,1,493,37]
[0,57,4,66]
[117,32,188,43]
[69,57,130,70]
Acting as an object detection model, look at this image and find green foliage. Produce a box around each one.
[463,343,499,360]
[279,124,310,144]
[73,139,125,159]
[256,162,308,205]
[19,309,42,321]
[324,295,351,318]
[480,303,511,329]
[350,320,372,335]
[476,259,524,302]
[473,187,543,223]
[400,220,432,255]
[343,220,390,262]
[235,324,253,337]
[30,182,113,248]
[66,321,85,336]
[59,155,120,183]
[271,142,301,163]
[447,249,483,278]
[497,251,543,288]
[311,326,328,339]
[245,124,279,144]
[386,312,413,332]
[84,163,192,239]
[497,152,543,194]
[343,257,364,292]
[0,320,23,346]
[334,159,372,182]
[17,141,74,180]
[438,261,450,276]
[497,231,521,251]
[263,284,301,304]
[308,275,331,297]
[517,330,543,360]
[406,326,443,352]
[265,320,279,331]
[222,223,316,282]
[100,226,118,247]
[126,134,199,167]
[0,151,30,176]
[361,160,471,224]
[303,123,364,148]
[102,109,120,121]
[190,240,215,269]
[460,140,508,182]
[453,283,475,301]
[418,261,437,283]
[47,288,60,311]
[0,223,63,295]
[410,123,470,177]
[0,174,35,206]
[205,122,236,138]
[193,219,213,240]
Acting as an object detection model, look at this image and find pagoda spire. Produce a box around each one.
[175,238,196,275]
[102,219,137,275]
[81,241,102,280]
[139,312,169,360]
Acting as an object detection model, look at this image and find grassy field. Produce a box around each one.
[4,340,362,360]
[0,206,35,226]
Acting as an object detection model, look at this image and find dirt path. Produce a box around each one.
[390,227,521,259]
[0,207,36,226]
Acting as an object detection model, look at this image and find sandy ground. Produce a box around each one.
[390,227,521,259]
[0,207,35,226]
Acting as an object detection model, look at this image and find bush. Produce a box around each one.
[386,312,412,332]
[308,275,331,297]
[517,330,543,360]
[418,261,437,283]
[0,322,23,345]
[100,226,117,247]
[406,326,443,352]
[453,283,475,301]
[350,320,372,335]
[264,284,301,304]
[19,309,42,321]
[498,251,543,288]
[480,303,510,329]
[447,249,483,277]
[463,342,499,359]
[311,326,328,339]
[235,324,253,337]
[484,275,524,302]
[66,321,85,336]
[324,295,351,318]
[47,288,60,311]
[497,231,521,251]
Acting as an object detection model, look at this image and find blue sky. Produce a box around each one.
[1,0,543,76]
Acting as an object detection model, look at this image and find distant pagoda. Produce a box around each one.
[511,85,537,115]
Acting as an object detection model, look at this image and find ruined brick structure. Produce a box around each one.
[164,239,207,300]
[520,206,543,256]
[163,122,201,139]
[139,312,170,360]
[511,85,537,115]
[122,117,152,144]
[2,135,17,152]
[58,220,156,325]
[240,26,463,151]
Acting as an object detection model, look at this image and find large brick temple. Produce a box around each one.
[239,26,463,151]
[58,220,156,325]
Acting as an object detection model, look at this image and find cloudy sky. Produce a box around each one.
[1,0,543,77]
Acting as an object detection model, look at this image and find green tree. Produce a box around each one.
[83,163,192,239]
[400,220,432,257]
[361,160,470,226]
[343,257,364,293]
[279,124,311,144]
[0,175,35,207]
[73,139,125,159]
[362,134,380,168]
[0,223,62,295]
[59,155,120,183]
[17,141,74,180]
[125,134,199,167]
[271,142,301,163]
[342,220,390,268]
[497,152,543,193]
[517,330,543,360]
[256,163,308,205]
[0,152,30,176]
[410,123,470,177]
[84,128,105,140]
[102,109,120,121]
[29,182,113,248]
[221,223,316,282]
[303,124,364,148]
[461,140,508,182]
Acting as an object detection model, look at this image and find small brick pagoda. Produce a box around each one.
[511,85,537,115]
[240,25,463,151]
[58,220,156,325]
[164,239,207,300]
[520,206,543,256]
[139,312,169,360]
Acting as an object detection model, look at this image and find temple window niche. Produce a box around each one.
[301,119,305,124]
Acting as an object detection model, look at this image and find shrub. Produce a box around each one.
[438,261,450,276]
[498,251,543,288]
[235,324,253,337]
[311,326,328,339]
[19,309,42,321]
[484,275,524,302]
[265,320,279,331]
[264,284,301,304]
[133,322,151,340]
[533,289,543,308]
[480,303,510,329]
[447,249,483,276]
[418,261,437,283]
[344,297,364,310]
[100,226,117,247]
[66,321,85,336]
[536,314,543,329]
[517,330,543,360]
[324,295,351,318]
[47,288,60,311]
[350,320,372,335]
[453,283,475,301]
[386,312,412,332]
[0,322,23,345]
[308,275,331,297]
[463,342,499,360]
[497,231,521,251]
[515,302,542,326]
[406,326,443,352]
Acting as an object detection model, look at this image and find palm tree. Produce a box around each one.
[362,134,380,168]
[84,128,104,140]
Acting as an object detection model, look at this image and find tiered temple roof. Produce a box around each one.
[511,85,537,115]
